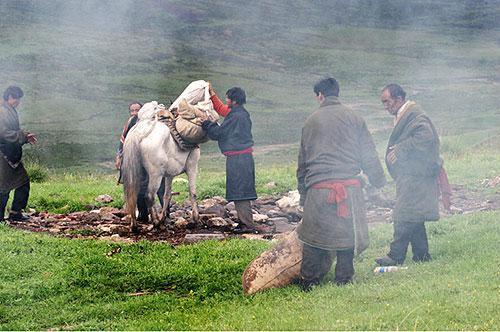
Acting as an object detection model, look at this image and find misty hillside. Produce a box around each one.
[0,0,499,169]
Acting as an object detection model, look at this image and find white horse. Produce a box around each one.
[121,102,200,233]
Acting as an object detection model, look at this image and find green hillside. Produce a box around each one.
[1,0,499,170]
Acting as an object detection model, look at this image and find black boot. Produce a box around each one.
[375,255,402,266]
[299,277,320,292]
[8,211,30,222]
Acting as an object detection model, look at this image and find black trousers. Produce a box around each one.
[0,181,30,220]
[300,243,354,286]
[388,221,431,264]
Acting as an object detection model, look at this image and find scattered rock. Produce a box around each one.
[225,201,235,211]
[207,217,233,228]
[485,176,500,188]
[276,190,300,209]
[253,213,269,223]
[174,217,189,229]
[95,194,113,203]
[202,196,227,206]
[170,210,185,220]
[183,233,226,244]
[199,203,226,218]
[8,183,497,246]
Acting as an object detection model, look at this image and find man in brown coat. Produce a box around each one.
[297,77,386,290]
[376,83,442,266]
[0,86,37,221]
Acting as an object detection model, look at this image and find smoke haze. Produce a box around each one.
[0,0,498,169]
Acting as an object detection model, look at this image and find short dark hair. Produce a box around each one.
[382,84,406,100]
[3,86,24,101]
[128,101,143,109]
[226,87,246,105]
[313,77,340,97]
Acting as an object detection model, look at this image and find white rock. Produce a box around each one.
[276,190,300,209]
[175,217,189,228]
[95,194,113,203]
[253,213,269,223]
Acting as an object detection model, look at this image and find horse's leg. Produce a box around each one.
[146,172,164,229]
[160,177,173,223]
[186,150,200,223]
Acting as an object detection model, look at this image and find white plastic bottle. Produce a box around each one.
[373,266,408,273]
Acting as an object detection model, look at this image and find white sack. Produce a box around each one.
[169,80,219,120]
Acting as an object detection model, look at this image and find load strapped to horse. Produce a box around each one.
[121,80,218,232]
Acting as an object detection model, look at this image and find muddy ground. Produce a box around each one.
[5,183,500,245]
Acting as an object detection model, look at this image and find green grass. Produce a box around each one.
[0,211,498,330]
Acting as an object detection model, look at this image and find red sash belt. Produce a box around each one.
[438,166,452,211]
[312,179,361,218]
[223,147,253,156]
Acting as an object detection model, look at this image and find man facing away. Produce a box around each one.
[296,77,386,290]
[0,86,37,221]
[376,83,446,266]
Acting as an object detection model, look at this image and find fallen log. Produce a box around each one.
[242,229,302,295]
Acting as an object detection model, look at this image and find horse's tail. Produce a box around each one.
[122,134,142,222]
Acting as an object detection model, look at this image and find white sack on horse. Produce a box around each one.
[169,80,220,144]
[168,80,218,116]
[175,99,210,144]
[138,100,165,121]
[130,101,165,142]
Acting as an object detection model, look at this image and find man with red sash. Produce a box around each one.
[376,84,451,266]
[297,77,386,290]
[202,85,265,233]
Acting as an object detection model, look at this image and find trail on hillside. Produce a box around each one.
[6,183,500,245]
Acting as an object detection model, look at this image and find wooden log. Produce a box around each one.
[242,230,302,295]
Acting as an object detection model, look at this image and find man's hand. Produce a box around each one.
[387,146,397,164]
[26,133,37,145]
[208,81,216,96]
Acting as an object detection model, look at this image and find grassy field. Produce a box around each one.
[0,211,498,330]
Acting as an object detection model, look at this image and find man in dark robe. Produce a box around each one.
[0,86,37,221]
[376,83,444,266]
[201,85,265,233]
[297,77,386,290]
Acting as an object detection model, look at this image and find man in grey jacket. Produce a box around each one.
[297,77,386,290]
[376,83,442,266]
[0,86,37,221]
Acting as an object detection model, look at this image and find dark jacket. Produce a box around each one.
[297,96,386,251]
[0,101,29,192]
[117,115,138,157]
[202,105,256,201]
[386,102,441,223]
[201,105,253,153]
[297,97,386,198]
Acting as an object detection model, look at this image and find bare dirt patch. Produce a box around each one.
[6,183,500,244]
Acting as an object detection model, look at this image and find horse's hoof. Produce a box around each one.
[130,225,140,234]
